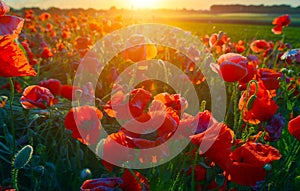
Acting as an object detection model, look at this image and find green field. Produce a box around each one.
[165,21,300,48]
[121,11,300,48]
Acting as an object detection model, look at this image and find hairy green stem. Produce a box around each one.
[9,77,16,154]
[12,168,19,191]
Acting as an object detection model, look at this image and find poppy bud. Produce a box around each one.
[13,145,33,169]
[80,168,92,179]
[217,31,224,41]
[280,68,288,74]
[246,95,256,111]
[264,163,272,171]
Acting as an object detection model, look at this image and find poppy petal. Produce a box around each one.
[0,0,9,16]
[219,61,248,82]
[0,16,24,40]
[0,39,37,77]
[288,115,300,141]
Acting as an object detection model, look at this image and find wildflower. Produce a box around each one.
[20,85,58,109]
[227,142,281,186]
[272,14,291,35]
[190,122,234,171]
[257,68,281,90]
[250,40,270,53]
[239,83,278,124]
[104,88,152,120]
[217,53,248,82]
[64,106,103,145]
[38,79,62,96]
[264,114,286,142]
[41,46,53,59]
[123,34,157,62]
[80,177,123,191]
[288,115,300,141]
[60,84,82,100]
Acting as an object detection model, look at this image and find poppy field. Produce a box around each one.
[0,1,300,191]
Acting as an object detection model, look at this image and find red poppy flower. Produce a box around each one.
[64,106,103,145]
[38,12,51,21]
[178,110,217,137]
[74,36,93,50]
[62,30,71,39]
[80,177,123,191]
[38,79,62,96]
[101,131,136,171]
[104,88,152,120]
[257,68,281,90]
[20,85,58,109]
[238,55,258,85]
[0,0,9,16]
[121,169,150,191]
[202,34,210,46]
[250,40,270,53]
[89,22,102,32]
[227,142,281,186]
[234,40,245,53]
[102,18,123,33]
[126,134,169,164]
[288,115,300,141]
[272,14,291,35]
[217,53,248,82]
[122,105,179,139]
[41,46,53,59]
[190,122,234,171]
[239,83,278,124]
[219,61,248,82]
[123,34,157,62]
[0,80,22,93]
[153,92,188,116]
[209,32,229,48]
[60,84,82,100]
[24,9,34,20]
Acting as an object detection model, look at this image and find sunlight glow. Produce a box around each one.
[130,0,159,9]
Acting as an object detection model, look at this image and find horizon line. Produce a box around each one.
[10,3,300,11]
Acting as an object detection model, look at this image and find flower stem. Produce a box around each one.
[12,168,19,191]
[9,77,16,154]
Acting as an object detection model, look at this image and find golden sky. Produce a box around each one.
[7,0,300,10]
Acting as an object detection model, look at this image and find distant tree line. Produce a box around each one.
[10,4,300,15]
[210,4,300,14]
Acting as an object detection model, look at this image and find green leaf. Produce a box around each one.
[287,101,295,111]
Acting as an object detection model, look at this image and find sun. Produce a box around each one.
[130,0,159,9]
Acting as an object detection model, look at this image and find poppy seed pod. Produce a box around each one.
[246,95,256,111]
[13,145,33,169]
